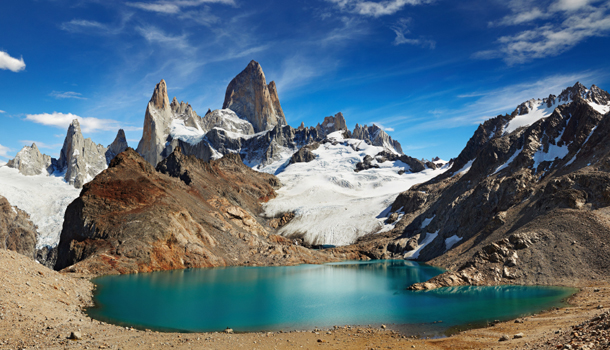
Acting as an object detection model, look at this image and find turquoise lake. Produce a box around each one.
[88,260,575,335]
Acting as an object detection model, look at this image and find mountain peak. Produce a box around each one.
[222,61,287,132]
[150,79,170,110]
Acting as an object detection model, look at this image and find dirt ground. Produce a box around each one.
[1,249,609,350]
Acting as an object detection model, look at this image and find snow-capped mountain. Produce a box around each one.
[445,82,610,179]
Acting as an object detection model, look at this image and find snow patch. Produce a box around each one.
[589,102,610,115]
[494,147,523,174]
[453,158,475,177]
[505,99,557,134]
[445,235,462,251]
[404,231,439,260]
[420,215,435,229]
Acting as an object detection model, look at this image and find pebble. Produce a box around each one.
[69,331,82,340]
[514,332,524,339]
[499,334,510,341]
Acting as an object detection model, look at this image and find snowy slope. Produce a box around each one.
[0,165,81,248]
[261,131,448,246]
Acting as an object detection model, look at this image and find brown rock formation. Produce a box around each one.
[0,195,38,259]
[223,60,287,133]
[54,148,356,275]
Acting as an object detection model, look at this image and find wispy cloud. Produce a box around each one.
[19,140,63,150]
[50,91,87,100]
[371,122,395,131]
[391,18,435,48]
[327,0,434,17]
[60,14,132,35]
[0,144,11,159]
[478,0,610,64]
[136,26,191,51]
[127,0,236,14]
[0,51,26,72]
[25,112,142,134]
[413,72,598,131]
[0,110,5,113]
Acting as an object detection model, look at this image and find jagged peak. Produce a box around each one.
[150,79,170,110]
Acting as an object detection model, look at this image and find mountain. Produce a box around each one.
[7,143,54,176]
[222,60,287,133]
[55,119,108,188]
[0,195,38,259]
[105,129,129,164]
[54,148,356,274]
[371,83,610,289]
[352,124,404,154]
[7,120,126,190]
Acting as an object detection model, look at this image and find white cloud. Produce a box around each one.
[50,91,87,100]
[19,140,63,150]
[0,110,5,113]
[371,123,395,132]
[481,0,610,64]
[328,0,434,17]
[0,51,26,72]
[25,112,142,134]
[0,144,11,159]
[391,18,435,48]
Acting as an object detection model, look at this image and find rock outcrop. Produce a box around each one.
[222,60,287,133]
[352,124,404,154]
[0,195,38,259]
[289,142,319,164]
[7,143,54,176]
[136,80,175,166]
[105,129,128,164]
[201,109,255,135]
[54,148,356,275]
[316,112,348,137]
[56,119,108,188]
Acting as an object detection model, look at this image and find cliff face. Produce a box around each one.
[54,148,352,275]
[0,195,38,259]
[105,129,128,164]
[222,60,287,133]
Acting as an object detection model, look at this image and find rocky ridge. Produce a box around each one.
[378,88,610,289]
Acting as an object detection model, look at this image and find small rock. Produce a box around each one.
[594,288,600,292]
[597,305,604,309]
[224,327,233,334]
[69,331,82,340]
[514,319,524,323]
[317,339,325,343]
[514,332,524,339]
[381,324,386,329]
[499,334,510,341]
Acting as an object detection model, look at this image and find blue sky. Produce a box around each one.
[1,0,610,161]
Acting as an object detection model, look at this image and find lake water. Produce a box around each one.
[88,260,575,335]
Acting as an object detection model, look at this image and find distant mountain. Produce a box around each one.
[7,121,128,189]
[367,82,610,289]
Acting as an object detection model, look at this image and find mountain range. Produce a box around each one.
[2,61,610,289]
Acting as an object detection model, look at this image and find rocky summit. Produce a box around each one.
[223,60,287,133]
[7,143,54,176]
[54,148,358,275]
[55,119,108,188]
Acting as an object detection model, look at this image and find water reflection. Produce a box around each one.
[88,260,575,334]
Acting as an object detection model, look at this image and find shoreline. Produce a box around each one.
[2,249,608,349]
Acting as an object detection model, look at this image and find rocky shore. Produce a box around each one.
[2,249,609,350]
